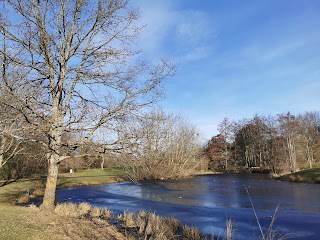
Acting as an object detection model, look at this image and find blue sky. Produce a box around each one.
[133,0,320,139]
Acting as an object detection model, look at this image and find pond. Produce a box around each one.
[56,174,320,239]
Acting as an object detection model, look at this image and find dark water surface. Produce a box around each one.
[56,174,320,239]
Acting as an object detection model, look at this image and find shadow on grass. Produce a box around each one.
[280,168,320,183]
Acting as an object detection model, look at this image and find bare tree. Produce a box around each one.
[218,117,233,171]
[263,115,286,173]
[278,113,299,172]
[297,111,320,168]
[121,110,201,181]
[0,0,174,210]
[0,122,23,170]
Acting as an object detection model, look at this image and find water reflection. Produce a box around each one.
[56,174,320,240]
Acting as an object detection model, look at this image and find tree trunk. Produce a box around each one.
[101,154,105,170]
[225,146,228,171]
[0,138,4,169]
[41,153,59,211]
[41,118,62,211]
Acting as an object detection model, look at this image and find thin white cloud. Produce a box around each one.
[137,3,174,51]
[135,1,215,62]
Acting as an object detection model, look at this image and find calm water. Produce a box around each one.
[56,174,320,239]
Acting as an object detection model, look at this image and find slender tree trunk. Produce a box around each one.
[305,140,313,169]
[225,146,228,171]
[0,137,4,169]
[287,136,297,172]
[101,154,105,170]
[309,160,313,169]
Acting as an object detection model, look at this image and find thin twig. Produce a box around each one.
[245,186,265,240]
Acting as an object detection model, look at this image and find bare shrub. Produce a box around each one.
[121,111,201,181]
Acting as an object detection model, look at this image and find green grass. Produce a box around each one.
[57,167,125,187]
[297,161,320,169]
[0,180,44,204]
[279,168,320,183]
[0,167,125,205]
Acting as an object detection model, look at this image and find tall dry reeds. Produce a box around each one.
[53,200,287,240]
[55,202,113,220]
[118,210,181,239]
[245,187,290,240]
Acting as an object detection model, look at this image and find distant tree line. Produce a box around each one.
[0,109,202,182]
[206,111,320,173]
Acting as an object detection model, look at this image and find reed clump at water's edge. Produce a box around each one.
[53,202,236,240]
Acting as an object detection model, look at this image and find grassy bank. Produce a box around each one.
[276,168,320,183]
[0,168,129,240]
[0,168,125,205]
[0,204,127,240]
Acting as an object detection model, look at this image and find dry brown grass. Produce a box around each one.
[182,225,202,240]
[54,202,113,220]
[118,210,136,228]
[78,202,92,216]
[1,200,240,240]
[0,204,126,240]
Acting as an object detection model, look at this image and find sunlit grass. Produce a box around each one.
[0,180,44,204]
[279,168,320,183]
[0,205,48,240]
[0,168,125,205]
[57,167,125,187]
